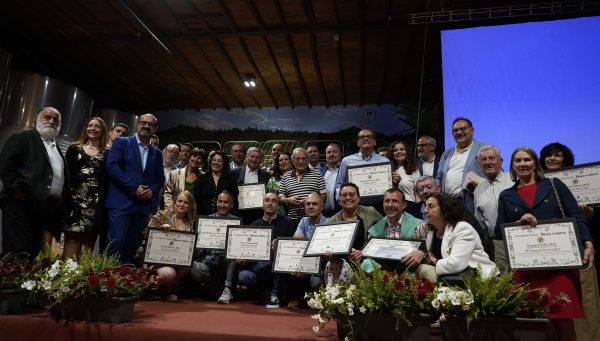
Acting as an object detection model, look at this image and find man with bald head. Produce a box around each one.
[0,107,70,258]
[105,113,164,263]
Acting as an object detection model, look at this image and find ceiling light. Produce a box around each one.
[243,73,256,88]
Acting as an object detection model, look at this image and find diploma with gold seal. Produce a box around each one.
[361,238,424,261]
[225,226,272,261]
[143,228,197,267]
[304,221,358,256]
[196,216,242,249]
[272,238,321,275]
[501,218,584,271]
[545,161,600,206]
[237,183,266,210]
[346,162,393,198]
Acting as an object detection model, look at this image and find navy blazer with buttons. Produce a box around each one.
[495,177,593,243]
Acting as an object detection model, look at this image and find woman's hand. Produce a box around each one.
[323,250,333,262]
[391,172,401,186]
[401,250,425,267]
[583,241,596,271]
[160,223,172,231]
[518,213,538,227]
[579,203,594,220]
[349,248,363,262]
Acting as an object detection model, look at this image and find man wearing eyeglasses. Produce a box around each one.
[334,128,390,211]
[435,117,486,214]
[105,113,165,263]
[416,135,440,177]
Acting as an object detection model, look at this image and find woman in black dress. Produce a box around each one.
[194,151,238,215]
[63,117,108,259]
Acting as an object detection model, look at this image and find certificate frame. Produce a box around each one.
[143,228,197,267]
[196,216,242,250]
[346,162,393,199]
[303,221,358,257]
[237,183,267,210]
[544,161,600,206]
[501,218,584,271]
[225,226,273,261]
[361,238,424,261]
[272,238,321,275]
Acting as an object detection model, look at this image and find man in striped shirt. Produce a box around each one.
[279,147,327,227]
[473,145,513,269]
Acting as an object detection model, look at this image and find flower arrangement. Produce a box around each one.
[307,266,436,337]
[0,252,56,291]
[433,269,569,323]
[22,251,158,306]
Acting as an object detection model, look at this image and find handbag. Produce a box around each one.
[549,177,567,218]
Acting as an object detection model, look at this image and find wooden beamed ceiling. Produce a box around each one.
[0,0,595,111]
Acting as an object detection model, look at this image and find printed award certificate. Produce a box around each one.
[361,238,424,261]
[272,238,321,275]
[347,162,393,198]
[545,161,600,206]
[501,218,584,271]
[196,216,242,249]
[143,228,197,267]
[304,221,358,256]
[238,183,267,210]
[225,226,272,261]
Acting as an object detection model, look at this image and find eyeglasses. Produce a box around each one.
[451,126,471,135]
[340,192,358,198]
[357,135,374,141]
[138,120,157,128]
[416,143,432,148]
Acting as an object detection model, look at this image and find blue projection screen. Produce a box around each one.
[442,16,600,169]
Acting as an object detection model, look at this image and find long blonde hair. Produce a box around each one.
[170,190,197,227]
[74,116,108,148]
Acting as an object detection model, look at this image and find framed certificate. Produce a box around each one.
[361,238,424,261]
[225,226,272,261]
[304,221,358,256]
[545,161,600,206]
[346,162,393,199]
[501,218,584,271]
[196,216,242,249]
[272,238,321,275]
[238,183,266,210]
[143,228,197,267]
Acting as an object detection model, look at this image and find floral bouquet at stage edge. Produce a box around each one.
[306,265,436,337]
[22,251,159,306]
[0,252,55,291]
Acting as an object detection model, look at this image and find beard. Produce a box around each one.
[36,123,60,140]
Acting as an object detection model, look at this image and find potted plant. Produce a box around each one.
[0,252,54,314]
[433,270,569,341]
[22,251,159,323]
[307,266,436,340]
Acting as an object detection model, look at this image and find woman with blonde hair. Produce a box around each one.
[63,116,109,259]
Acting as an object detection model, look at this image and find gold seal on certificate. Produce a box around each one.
[361,238,424,261]
[304,221,358,256]
[501,218,584,271]
[225,226,272,261]
[238,183,266,210]
[196,216,242,249]
[143,228,197,267]
[346,162,393,198]
[545,161,600,206]
[272,238,321,275]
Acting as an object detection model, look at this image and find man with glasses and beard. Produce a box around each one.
[0,107,70,259]
[105,113,164,263]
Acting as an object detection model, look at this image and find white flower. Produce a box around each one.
[347,302,354,316]
[432,299,440,310]
[65,258,79,272]
[21,280,36,290]
[42,280,52,290]
[359,306,367,314]
[331,297,345,304]
[312,325,320,335]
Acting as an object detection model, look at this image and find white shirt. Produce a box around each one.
[135,134,150,171]
[420,158,435,177]
[41,138,65,197]
[244,167,258,184]
[473,171,514,237]
[323,166,339,212]
[445,141,473,197]
[395,166,419,202]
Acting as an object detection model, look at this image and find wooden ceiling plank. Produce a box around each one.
[274,0,311,107]
[358,0,365,106]
[336,33,346,106]
[310,33,329,108]
[160,0,191,34]
[303,0,317,27]
[377,0,392,106]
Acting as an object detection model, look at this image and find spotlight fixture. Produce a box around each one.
[243,73,256,88]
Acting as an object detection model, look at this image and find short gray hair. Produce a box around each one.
[163,144,180,152]
[478,144,501,158]
[292,147,308,160]
[420,135,436,148]
[246,146,264,158]
[415,175,439,187]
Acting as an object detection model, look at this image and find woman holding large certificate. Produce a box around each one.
[496,147,595,340]
[147,191,197,300]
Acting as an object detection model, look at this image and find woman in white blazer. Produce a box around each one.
[412,192,498,282]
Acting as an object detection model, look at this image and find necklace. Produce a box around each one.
[85,144,100,150]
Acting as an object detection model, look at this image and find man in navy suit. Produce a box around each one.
[105,113,164,263]
[416,135,440,177]
[0,107,69,259]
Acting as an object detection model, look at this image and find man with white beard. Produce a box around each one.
[0,107,70,259]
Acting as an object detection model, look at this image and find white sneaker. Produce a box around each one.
[165,294,178,301]
[218,287,233,304]
[266,295,280,309]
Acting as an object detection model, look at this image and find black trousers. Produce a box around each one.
[2,197,65,259]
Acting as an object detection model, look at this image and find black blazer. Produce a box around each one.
[417,155,440,177]
[194,172,239,215]
[229,166,270,185]
[0,129,70,209]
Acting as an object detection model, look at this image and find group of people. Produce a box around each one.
[0,109,598,339]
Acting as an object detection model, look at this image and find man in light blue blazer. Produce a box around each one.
[435,117,486,214]
[105,114,165,263]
